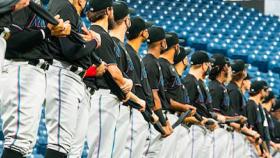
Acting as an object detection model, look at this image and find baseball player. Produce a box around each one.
[109,1,148,157]
[158,32,196,158]
[44,0,103,157]
[262,91,280,152]
[0,1,70,158]
[208,54,247,158]
[227,59,249,116]
[182,51,219,158]
[170,46,195,158]
[143,26,173,157]
[245,80,272,157]
[124,16,154,158]
[85,1,146,157]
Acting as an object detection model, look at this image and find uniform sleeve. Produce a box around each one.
[145,62,159,90]
[49,2,76,24]
[183,78,197,103]
[209,86,223,113]
[246,103,257,128]
[228,89,241,113]
[6,8,49,52]
[7,27,49,52]
[95,36,117,65]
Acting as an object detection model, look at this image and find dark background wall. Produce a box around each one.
[225,0,265,13]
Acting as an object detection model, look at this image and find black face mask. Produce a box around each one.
[184,65,188,71]
[173,46,180,59]
[204,66,211,77]
[160,42,166,54]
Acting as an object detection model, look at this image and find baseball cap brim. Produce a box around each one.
[165,34,173,39]
[128,7,135,14]
[145,21,154,28]
[179,38,186,43]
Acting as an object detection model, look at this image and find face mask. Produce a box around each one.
[203,66,211,77]
[183,65,188,71]
[160,42,167,54]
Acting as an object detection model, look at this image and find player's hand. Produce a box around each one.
[205,118,219,131]
[137,98,146,112]
[200,117,209,126]
[47,15,71,37]
[95,62,107,77]
[184,104,196,116]
[238,115,247,124]
[121,78,133,94]
[80,26,102,47]
[217,114,226,123]
[162,120,173,138]
[151,112,159,124]
[122,92,131,103]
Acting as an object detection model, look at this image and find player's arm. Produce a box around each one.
[107,64,132,92]
[169,99,196,115]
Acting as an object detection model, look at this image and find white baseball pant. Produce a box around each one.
[144,124,164,158]
[0,61,46,156]
[159,113,179,158]
[186,125,213,158]
[175,124,191,158]
[87,89,121,158]
[68,90,91,158]
[123,108,150,158]
[112,104,131,158]
[45,61,88,154]
[212,128,233,158]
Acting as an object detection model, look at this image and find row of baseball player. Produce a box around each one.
[0,0,280,158]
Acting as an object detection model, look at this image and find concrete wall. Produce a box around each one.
[265,0,280,16]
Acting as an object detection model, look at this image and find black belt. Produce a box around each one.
[86,86,96,95]
[69,65,86,78]
[28,59,52,70]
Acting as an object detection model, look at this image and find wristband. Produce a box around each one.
[83,65,97,78]
[154,109,167,126]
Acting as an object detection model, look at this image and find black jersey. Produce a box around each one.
[246,100,267,140]
[158,57,186,106]
[88,25,118,90]
[0,7,51,60]
[208,80,236,116]
[182,74,213,118]
[227,82,246,115]
[47,0,97,67]
[143,54,169,110]
[126,44,154,108]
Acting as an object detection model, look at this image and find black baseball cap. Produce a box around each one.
[190,50,210,65]
[126,16,153,39]
[211,54,229,68]
[174,47,191,65]
[263,91,275,103]
[272,99,280,112]
[89,0,113,12]
[250,80,268,94]
[231,59,248,73]
[0,0,18,13]
[260,80,269,89]
[147,26,169,44]
[113,1,135,21]
[166,32,179,49]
